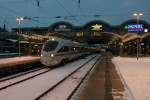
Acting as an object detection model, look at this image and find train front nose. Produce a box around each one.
[40,40,60,66]
[40,52,58,66]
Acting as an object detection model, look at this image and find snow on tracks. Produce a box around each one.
[0,54,100,100]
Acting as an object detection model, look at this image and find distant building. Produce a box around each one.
[0,27,6,32]
[12,27,48,35]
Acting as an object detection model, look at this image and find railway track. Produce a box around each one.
[36,55,100,100]
[0,67,50,90]
[0,60,41,78]
[0,67,44,82]
[0,56,88,90]
[0,54,101,100]
[0,55,93,90]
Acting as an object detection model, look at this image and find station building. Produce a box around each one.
[11,19,150,56]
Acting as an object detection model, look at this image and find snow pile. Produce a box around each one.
[112,57,150,100]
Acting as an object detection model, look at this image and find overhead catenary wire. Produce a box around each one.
[25,0,70,24]
[0,0,149,29]
[0,4,23,16]
[0,0,149,19]
[55,0,73,16]
[70,0,97,25]
[70,0,80,8]
[55,0,79,23]
[0,0,27,4]
[0,3,46,25]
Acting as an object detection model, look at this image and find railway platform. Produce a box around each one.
[0,56,40,68]
[0,54,149,100]
[73,55,150,100]
[74,54,125,100]
[0,56,41,78]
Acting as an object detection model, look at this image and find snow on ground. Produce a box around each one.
[112,57,150,100]
[0,55,95,100]
[40,56,100,100]
[0,68,49,89]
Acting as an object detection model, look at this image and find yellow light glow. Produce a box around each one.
[91,24,103,31]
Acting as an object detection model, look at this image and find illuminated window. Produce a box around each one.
[92,32,101,37]
[76,32,84,37]
[58,25,67,29]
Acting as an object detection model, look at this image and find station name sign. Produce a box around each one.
[54,25,71,32]
[124,24,144,32]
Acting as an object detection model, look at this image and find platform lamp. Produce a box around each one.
[133,12,143,60]
[16,17,24,56]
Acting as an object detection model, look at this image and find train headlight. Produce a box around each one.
[52,38,55,41]
[50,54,54,57]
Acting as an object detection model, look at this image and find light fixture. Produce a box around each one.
[52,38,55,41]
[50,54,54,57]
[144,28,148,33]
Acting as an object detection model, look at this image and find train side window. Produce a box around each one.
[58,46,69,52]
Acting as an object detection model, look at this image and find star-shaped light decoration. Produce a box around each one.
[91,24,103,31]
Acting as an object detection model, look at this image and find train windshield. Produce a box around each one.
[43,41,58,52]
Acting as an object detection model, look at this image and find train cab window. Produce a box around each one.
[58,46,69,52]
[43,41,58,52]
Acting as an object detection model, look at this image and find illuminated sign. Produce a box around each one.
[91,24,103,31]
[92,32,101,37]
[58,25,67,29]
[54,24,71,32]
[76,32,84,37]
[124,24,144,32]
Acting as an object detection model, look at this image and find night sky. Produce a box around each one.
[0,0,149,30]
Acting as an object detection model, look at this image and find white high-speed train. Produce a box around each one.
[40,37,90,66]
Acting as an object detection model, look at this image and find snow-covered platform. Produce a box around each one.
[0,56,40,69]
[112,57,150,100]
